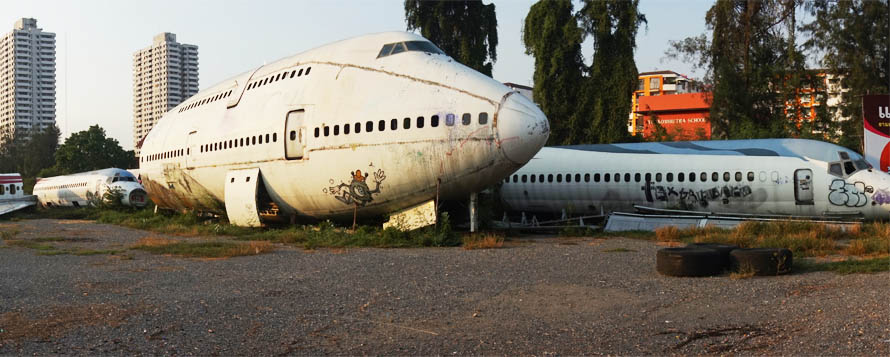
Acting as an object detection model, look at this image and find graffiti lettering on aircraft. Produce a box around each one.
[645,184,753,208]
[828,179,869,207]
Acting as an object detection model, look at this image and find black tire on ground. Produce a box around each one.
[686,243,740,271]
[729,248,793,276]
[656,247,723,277]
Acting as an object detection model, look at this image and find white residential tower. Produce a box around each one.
[0,18,56,147]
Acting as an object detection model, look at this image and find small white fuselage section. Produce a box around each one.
[501,139,890,220]
[139,32,548,223]
[0,173,36,215]
[34,168,148,208]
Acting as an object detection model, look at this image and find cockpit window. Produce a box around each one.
[838,151,850,160]
[844,161,856,175]
[377,41,444,58]
[829,163,843,177]
[854,159,871,170]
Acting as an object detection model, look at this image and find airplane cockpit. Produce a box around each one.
[376,40,445,58]
[828,151,873,178]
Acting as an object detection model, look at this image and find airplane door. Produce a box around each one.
[285,110,305,160]
[186,130,197,169]
[794,169,814,205]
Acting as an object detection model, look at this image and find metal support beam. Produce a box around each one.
[469,192,478,232]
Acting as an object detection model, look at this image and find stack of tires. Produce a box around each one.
[656,243,792,277]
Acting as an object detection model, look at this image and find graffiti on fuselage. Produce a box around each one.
[873,189,890,205]
[324,169,387,206]
[828,179,869,207]
[643,183,753,208]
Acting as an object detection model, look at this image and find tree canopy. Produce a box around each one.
[523,0,645,145]
[0,125,60,178]
[404,0,498,76]
[51,125,137,175]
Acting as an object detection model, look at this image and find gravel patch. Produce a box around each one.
[0,219,888,355]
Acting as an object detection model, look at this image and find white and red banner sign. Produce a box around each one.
[863,94,890,172]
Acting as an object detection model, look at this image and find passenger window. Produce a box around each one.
[747,171,754,181]
[417,116,424,128]
[513,175,518,183]
[548,174,553,183]
[584,173,590,182]
[431,115,439,127]
[614,173,620,182]
[656,173,662,182]
[479,113,488,125]
[712,172,718,182]
[324,126,330,137]
[701,172,707,182]
[462,113,471,125]
[530,175,536,183]
[265,134,270,143]
[314,127,319,137]
[594,173,601,182]
[333,126,339,136]
[379,120,385,131]
[366,121,373,132]
[557,174,562,183]
[273,133,277,142]
[344,124,350,135]
[735,172,742,182]
[539,174,544,183]
[404,117,411,129]
[689,172,695,182]
[522,175,528,183]
[723,172,730,182]
[565,174,572,183]
[829,163,843,177]
[624,173,630,182]
[391,119,398,130]
[678,173,684,182]
[575,174,581,182]
[604,174,611,183]
[298,69,304,76]
[306,67,311,75]
[252,136,257,145]
[241,138,245,146]
[645,173,651,182]
[289,131,296,141]
[290,70,296,78]
[666,173,673,182]
[355,122,361,133]
[446,114,455,126]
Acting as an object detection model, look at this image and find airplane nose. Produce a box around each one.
[496,92,549,165]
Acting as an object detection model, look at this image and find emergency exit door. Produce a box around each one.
[285,110,305,160]
[794,169,814,205]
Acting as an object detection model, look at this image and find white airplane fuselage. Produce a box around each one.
[33,168,148,208]
[501,139,890,220]
[139,32,549,223]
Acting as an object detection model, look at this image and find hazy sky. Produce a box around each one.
[2,0,713,150]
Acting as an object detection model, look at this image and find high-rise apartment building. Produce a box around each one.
[0,18,56,147]
[133,32,198,156]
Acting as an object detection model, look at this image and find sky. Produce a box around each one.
[2,0,714,150]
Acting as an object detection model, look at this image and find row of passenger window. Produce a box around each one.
[34,182,86,191]
[508,171,758,184]
[178,90,234,113]
[143,148,188,163]
[313,112,489,137]
[0,184,17,195]
[247,67,311,92]
[200,132,278,153]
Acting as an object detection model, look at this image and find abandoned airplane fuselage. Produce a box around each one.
[139,32,549,225]
[33,168,148,208]
[501,139,890,220]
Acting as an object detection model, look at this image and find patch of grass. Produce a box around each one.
[655,226,680,242]
[462,232,504,250]
[5,240,56,251]
[602,247,636,253]
[1,229,20,240]
[730,262,756,279]
[796,257,890,274]
[131,237,274,258]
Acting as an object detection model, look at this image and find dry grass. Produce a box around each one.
[0,304,141,341]
[462,233,504,250]
[730,262,757,280]
[655,226,680,242]
[131,237,275,258]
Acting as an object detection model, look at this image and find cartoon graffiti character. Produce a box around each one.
[873,189,890,205]
[326,169,386,206]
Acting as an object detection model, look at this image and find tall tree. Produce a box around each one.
[802,0,890,150]
[578,0,647,144]
[52,125,136,174]
[667,0,802,140]
[0,125,60,177]
[522,0,585,145]
[404,0,498,76]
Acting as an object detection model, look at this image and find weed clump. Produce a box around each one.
[655,226,680,242]
[462,232,504,250]
[131,237,274,258]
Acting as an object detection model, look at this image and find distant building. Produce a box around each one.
[503,82,534,102]
[629,70,696,135]
[0,18,56,147]
[638,92,712,141]
[132,32,198,156]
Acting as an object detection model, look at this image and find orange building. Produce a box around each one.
[629,71,696,135]
[638,92,712,141]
